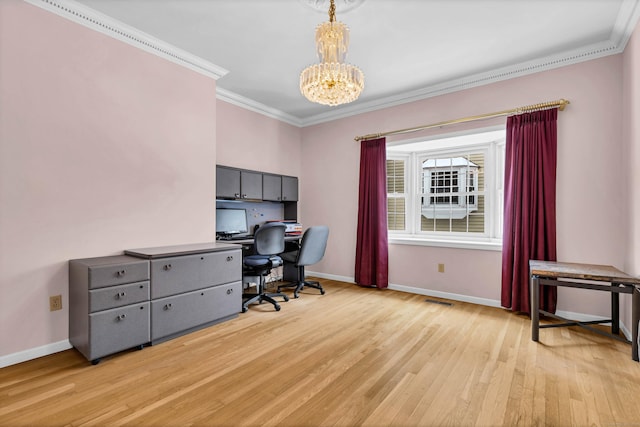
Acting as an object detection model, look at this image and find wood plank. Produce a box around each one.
[529,260,640,284]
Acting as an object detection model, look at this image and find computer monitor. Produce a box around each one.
[216,208,249,236]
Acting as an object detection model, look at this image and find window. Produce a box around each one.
[386,129,505,250]
[387,159,406,231]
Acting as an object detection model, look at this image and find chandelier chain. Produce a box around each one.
[329,0,336,22]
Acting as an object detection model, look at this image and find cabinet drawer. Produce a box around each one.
[150,250,242,299]
[151,281,241,341]
[89,281,150,313]
[89,259,149,289]
[208,280,242,321]
[88,302,150,361]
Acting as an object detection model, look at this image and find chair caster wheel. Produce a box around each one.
[275,304,281,311]
[321,290,326,295]
[91,359,100,365]
[242,307,248,313]
[294,294,299,299]
[283,296,289,302]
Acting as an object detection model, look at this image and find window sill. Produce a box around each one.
[388,235,502,251]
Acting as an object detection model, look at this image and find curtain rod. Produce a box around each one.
[353,98,570,142]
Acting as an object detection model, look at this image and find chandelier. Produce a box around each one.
[299,0,364,106]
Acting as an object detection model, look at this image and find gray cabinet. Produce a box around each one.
[70,244,242,363]
[263,174,282,201]
[216,166,262,200]
[125,243,243,344]
[263,174,298,202]
[69,255,150,364]
[282,176,298,201]
[217,165,298,203]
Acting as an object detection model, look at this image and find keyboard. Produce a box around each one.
[223,235,252,241]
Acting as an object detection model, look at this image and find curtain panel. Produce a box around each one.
[501,109,558,314]
[355,137,389,289]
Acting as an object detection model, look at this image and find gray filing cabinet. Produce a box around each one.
[69,255,151,364]
[125,243,243,344]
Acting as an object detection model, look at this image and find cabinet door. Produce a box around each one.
[282,176,298,201]
[217,167,241,199]
[150,249,242,299]
[262,174,282,201]
[88,302,150,361]
[90,281,150,312]
[240,171,262,199]
[151,282,241,342]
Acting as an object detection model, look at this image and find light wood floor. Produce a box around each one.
[2,279,640,426]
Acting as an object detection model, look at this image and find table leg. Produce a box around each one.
[531,275,539,342]
[611,289,620,335]
[633,286,639,362]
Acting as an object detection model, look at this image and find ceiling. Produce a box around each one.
[70,0,640,126]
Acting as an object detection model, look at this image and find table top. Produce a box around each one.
[125,242,240,259]
[529,260,640,285]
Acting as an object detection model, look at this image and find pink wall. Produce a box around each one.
[0,1,217,359]
[216,102,302,178]
[302,55,626,316]
[622,19,640,326]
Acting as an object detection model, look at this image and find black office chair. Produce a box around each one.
[277,225,329,298]
[242,222,289,312]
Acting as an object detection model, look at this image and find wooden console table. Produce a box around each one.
[529,260,640,362]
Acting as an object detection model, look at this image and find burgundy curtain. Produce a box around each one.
[501,109,558,314]
[355,137,389,289]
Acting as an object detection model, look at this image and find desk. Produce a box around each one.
[219,235,301,288]
[218,235,300,246]
[529,260,640,361]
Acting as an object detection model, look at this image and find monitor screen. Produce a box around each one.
[216,208,248,235]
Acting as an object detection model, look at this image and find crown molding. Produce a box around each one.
[299,40,622,126]
[222,30,633,128]
[216,89,303,127]
[23,0,229,80]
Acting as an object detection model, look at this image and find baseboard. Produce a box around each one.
[305,270,354,284]
[0,340,72,369]
[309,274,634,341]
[388,283,503,308]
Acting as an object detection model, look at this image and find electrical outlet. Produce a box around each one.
[50,295,62,311]
[438,263,445,273]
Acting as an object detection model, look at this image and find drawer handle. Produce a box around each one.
[164,303,173,310]
[226,256,233,262]
[116,269,126,277]
[116,292,126,299]
[227,289,233,295]
[163,264,172,271]
[117,314,126,321]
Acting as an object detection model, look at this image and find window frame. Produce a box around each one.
[386,128,505,251]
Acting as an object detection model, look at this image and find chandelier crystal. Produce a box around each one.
[300,0,364,106]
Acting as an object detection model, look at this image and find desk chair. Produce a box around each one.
[277,225,329,298]
[242,222,289,312]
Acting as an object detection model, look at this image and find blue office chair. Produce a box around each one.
[242,222,289,312]
[277,226,329,298]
